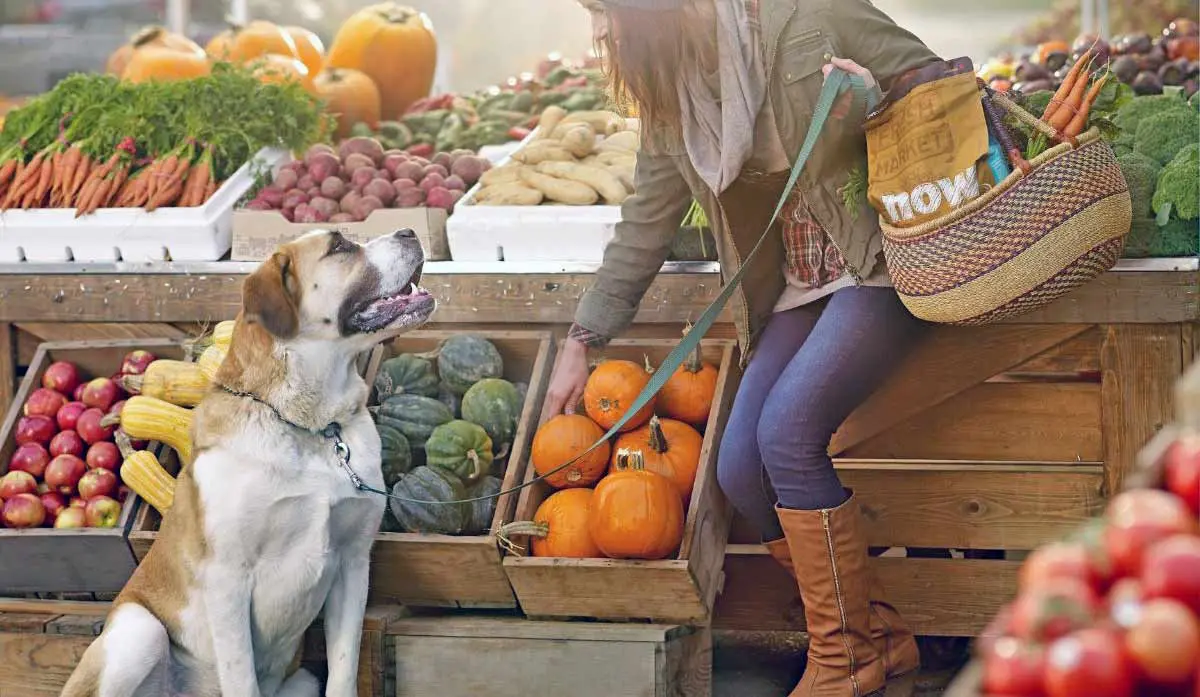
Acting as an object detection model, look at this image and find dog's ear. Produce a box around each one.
[243,250,300,339]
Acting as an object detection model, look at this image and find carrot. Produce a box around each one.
[114,169,143,207]
[4,152,43,208]
[144,154,176,202]
[1063,74,1108,138]
[73,178,101,218]
[1042,49,1091,124]
[26,150,56,208]
[146,175,183,212]
[203,178,217,204]
[103,167,129,208]
[1048,64,1093,132]
[52,145,81,206]
[0,160,17,191]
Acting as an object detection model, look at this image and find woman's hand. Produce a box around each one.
[542,338,590,422]
[823,56,876,120]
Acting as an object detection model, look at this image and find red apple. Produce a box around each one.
[9,442,50,479]
[1124,597,1200,688]
[108,374,130,402]
[0,470,38,500]
[24,387,67,418]
[86,441,120,471]
[1104,489,1197,578]
[981,636,1047,697]
[76,408,114,445]
[1164,435,1200,516]
[42,361,81,395]
[2,493,45,528]
[120,350,157,377]
[49,430,85,458]
[54,506,86,528]
[108,399,126,416]
[80,378,119,411]
[72,384,86,402]
[78,468,117,500]
[44,454,86,496]
[1141,535,1200,615]
[84,496,121,528]
[1044,627,1134,697]
[116,485,131,502]
[36,481,50,495]
[68,496,86,509]
[1009,579,1100,643]
[39,491,66,521]
[1020,541,1108,594]
[15,415,56,446]
[56,401,87,431]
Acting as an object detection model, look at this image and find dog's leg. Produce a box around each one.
[322,554,371,697]
[204,562,264,697]
[60,603,169,697]
[274,668,321,697]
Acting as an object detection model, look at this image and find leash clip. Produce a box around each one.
[324,423,367,491]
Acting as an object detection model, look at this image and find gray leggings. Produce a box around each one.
[715,286,924,540]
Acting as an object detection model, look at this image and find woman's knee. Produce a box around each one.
[754,394,835,463]
[716,426,758,497]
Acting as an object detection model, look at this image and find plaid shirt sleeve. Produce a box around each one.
[568,322,611,349]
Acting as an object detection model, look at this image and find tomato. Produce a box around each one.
[979,604,1016,656]
[1021,541,1107,593]
[1125,598,1200,688]
[983,636,1048,696]
[1165,435,1200,516]
[1142,535,1200,616]
[1107,578,1147,629]
[1105,489,1198,579]
[1045,628,1135,697]
[1010,579,1100,643]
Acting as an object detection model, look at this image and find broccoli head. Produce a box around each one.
[1152,142,1199,221]
[1124,217,1200,258]
[1113,93,1192,133]
[1116,152,1161,218]
[1134,110,1200,165]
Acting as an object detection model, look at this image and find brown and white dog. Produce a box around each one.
[60,229,434,697]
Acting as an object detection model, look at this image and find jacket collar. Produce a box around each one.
[760,0,798,76]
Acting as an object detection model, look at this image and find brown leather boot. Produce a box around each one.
[777,496,887,697]
[764,541,920,679]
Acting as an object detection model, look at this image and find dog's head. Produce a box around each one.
[241,228,434,352]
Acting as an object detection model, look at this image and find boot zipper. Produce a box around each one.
[823,509,860,697]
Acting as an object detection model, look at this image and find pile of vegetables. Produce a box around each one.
[0,66,323,215]
[504,342,719,561]
[469,108,639,207]
[374,335,528,536]
[242,135,490,221]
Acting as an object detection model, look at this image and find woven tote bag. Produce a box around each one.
[878,90,1132,325]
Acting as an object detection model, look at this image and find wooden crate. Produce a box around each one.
[503,338,738,624]
[0,339,186,595]
[361,330,555,608]
[389,615,712,697]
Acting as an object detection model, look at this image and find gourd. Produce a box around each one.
[211,320,236,349]
[316,68,383,140]
[466,475,501,534]
[531,414,609,489]
[101,395,194,464]
[612,416,703,503]
[437,383,461,417]
[205,20,299,63]
[106,26,205,78]
[197,344,227,382]
[437,335,504,395]
[425,420,492,483]
[377,423,413,488]
[374,394,453,448]
[285,25,325,77]
[122,46,211,84]
[115,431,176,514]
[118,360,210,408]
[324,3,438,117]
[529,488,601,558]
[584,359,655,432]
[374,353,439,399]
[589,449,684,560]
[656,339,718,427]
[252,54,317,95]
[388,466,470,534]
[460,378,522,449]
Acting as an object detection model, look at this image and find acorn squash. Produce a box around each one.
[374,353,440,399]
[388,466,470,534]
[466,475,502,534]
[375,394,453,449]
[425,420,493,483]
[461,378,522,449]
[437,335,504,395]
[377,422,413,488]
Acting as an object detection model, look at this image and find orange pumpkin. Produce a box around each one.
[316,68,382,139]
[206,20,298,64]
[252,55,317,95]
[612,416,702,503]
[122,46,211,84]
[531,414,610,489]
[285,26,325,77]
[589,449,684,560]
[584,359,655,432]
[656,340,718,427]
[530,488,601,558]
[106,26,205,77]
[325,3,438,117]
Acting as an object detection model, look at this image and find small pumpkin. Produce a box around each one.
[437,383,461,418]
[106,25,205,77]
[425,420,493,483]
[324,3,438,117]
[375,394,453,449]
[589,449,684,560]
[374,353,439,399]
[122,45,211,83]
[206,20,299,63]
[531,488,601,558]
[656,338,718,427]
[377,422,413,488]
[461,378,522,449]
[466,475,501,534]
[437,335,504,395]
[531,414,610,489]
[316,67,383,140]
[612,416,702,502]
[285,25,326,77]
[389,466,470,534]
[584,359,655,432]
[251,54,317,95]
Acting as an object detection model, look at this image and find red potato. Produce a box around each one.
[9,442,50,479]
[86,441,121,472]
[1141,535,1200,615]
[419,173,446,193]
[393,162,424,183]
[350,167,378,190]
[45,454,86,496]
[339,190,363,214]
[382,153,408,178]
[423,163,448,179]
[76,408,114,445]
[2,493,45,528]
[16,415,56,446]
[293,203,329,223]
[279,160,306,176]
[258,187,286,208]
[1105,489,1198,578]
[363,179,396,206]
[305,152,341,182]
[308,197,339,219]
[426,186,457,211]
[1164,435,1200,515]
[296,174,316,192]
[304,143,335,161]
[49,430,85,458]
[408,156,430,167]
[306,187,322,199]
[450,156,486,186]
[432,152,452,169]
[280,206,297,222]
[394,187,425,208]
[244,200,274,211]
[282,189,310,209]
[320,177,347,200]
[0,470,38,500]
[273,168,300,191]
[342,152,375,178]
[25,388,67,419]
[42,361,81,395]
[81,377,119,411]
[338,136,386,165]
[443,174,466,191]
[352,194,384,221]
[393,178,417,191]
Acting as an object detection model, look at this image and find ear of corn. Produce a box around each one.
[197,344,228,382]
[118,359,210,408]
[102,395,194,464]
[211,320,235,349]
[116,432,176,514]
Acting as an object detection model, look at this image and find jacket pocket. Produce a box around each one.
[778,32,832,86]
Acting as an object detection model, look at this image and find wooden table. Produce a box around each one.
[0,258,1195,638]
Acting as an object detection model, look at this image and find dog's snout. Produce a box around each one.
[392,228,417,240]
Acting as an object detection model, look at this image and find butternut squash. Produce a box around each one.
[116,432,176,514]
[197,344,228,382]
[102,395,194,464]
[118,359,209,407]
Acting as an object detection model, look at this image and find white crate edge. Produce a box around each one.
[0,148,289,263]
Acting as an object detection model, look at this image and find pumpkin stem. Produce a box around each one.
[412,345,442,361]
[681,323,704,374]
[647,416,669,454]
[495,520,549,556]
[495,442,511,461]
[644,354,655,374]
[131,25,168,48]
[614,448,646,471]
[465,449,486,484]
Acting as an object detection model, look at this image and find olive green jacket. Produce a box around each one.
[574,0,938,356]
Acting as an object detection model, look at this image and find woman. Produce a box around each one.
[545,1,938,695]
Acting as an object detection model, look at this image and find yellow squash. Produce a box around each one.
[119,359,209,408]
[103,395,194,465]
[116,432,176,514]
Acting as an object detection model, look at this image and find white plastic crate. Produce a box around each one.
[0,148,287,263]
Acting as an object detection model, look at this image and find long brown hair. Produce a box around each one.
[600,2,717,153]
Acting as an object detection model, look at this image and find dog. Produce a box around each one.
[61,228,435,697]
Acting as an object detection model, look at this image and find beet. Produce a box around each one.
[382,153,409,178]
[426,186,457,211]
[432,152,453,170]
[352,194,385,221]
[320,177,347,200]
[362,179,397,206]
[282,189,311,209]
[1133,70,1164,94]
[450,156,485,186]
[393,178,418,191]
[394,162,424,182]
[1112,55,1140,84]
[420,173,446,193]
[351,167,378,189]
[444,174,466,191]
[423,163,449,179]
[338,136,386,166]
[340,190,363,214]
[307,152,342,182]
[329,213,357,223]
[342,153,376,177]
[395,187,425,208]
[273,168,300,191]
[309,197,340,218]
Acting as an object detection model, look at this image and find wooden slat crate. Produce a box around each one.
[0,339,186,595]
[503,338,738,624]
[361,330,555,609]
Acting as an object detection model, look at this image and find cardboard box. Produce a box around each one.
[231,208,450,261]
